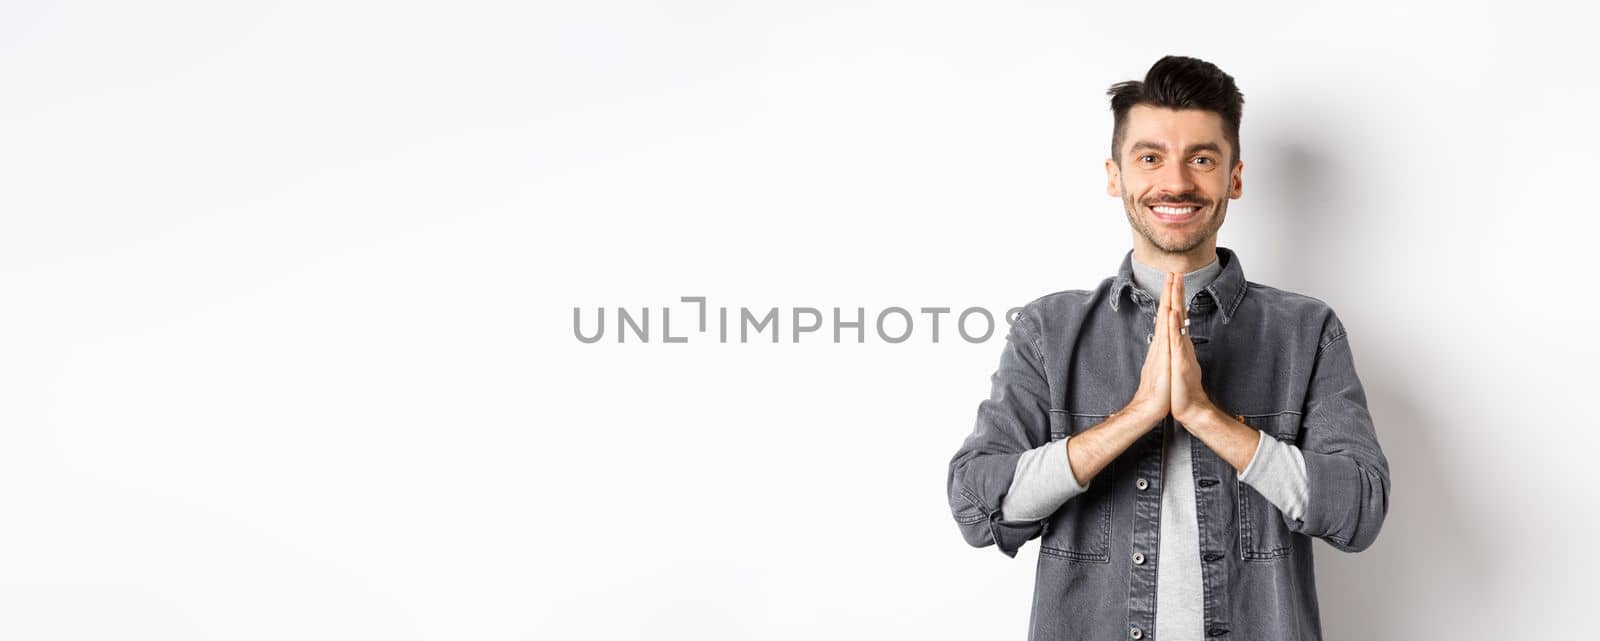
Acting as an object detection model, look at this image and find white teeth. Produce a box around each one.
[1152,206,1197,215]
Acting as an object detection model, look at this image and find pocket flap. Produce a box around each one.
[1238,412,1301,444]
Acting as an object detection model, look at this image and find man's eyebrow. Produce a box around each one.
[1128,140,1225,155]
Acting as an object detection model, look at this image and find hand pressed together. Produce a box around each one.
[1129,271,1221,428]
[1165,271,1217,426]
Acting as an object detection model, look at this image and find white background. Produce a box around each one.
[2,1,1596,639]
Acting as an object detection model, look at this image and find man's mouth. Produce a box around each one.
[1148,204,1202,223]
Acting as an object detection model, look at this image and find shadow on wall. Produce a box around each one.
[1254,114,1498,637]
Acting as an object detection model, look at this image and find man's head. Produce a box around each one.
[1104,55,1244,261]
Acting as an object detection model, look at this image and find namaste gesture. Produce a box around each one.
[1132,271,1220,428]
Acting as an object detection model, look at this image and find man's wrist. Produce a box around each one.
[1175,402,1223,432]
[1179,403,1262,474]
[1117,401,1165,431]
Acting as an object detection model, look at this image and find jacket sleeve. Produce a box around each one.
[1286,312,1391,552]
[947,311,1054,558]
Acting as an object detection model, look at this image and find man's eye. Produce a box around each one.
[1139,155,1157,163]
[1193,157,1213,165]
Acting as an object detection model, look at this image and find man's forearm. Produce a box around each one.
[1065,404,1164,487]
[1178,405,1261,474]
[1182,404,1312,521]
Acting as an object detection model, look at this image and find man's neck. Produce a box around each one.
[1129,249,1222,306]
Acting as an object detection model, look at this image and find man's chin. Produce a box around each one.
[1145,232,1208,255]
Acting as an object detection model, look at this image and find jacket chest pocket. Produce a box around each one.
[1039,411,1113,564]
[1235,412,1301,561]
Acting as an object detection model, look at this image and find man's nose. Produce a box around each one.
[1157,160,1196,194]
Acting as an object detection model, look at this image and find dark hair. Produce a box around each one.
[1107,55,1244,166]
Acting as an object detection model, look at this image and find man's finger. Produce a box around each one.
[1175,272,1186,336]
[1159,272,1170,316]
[1168,274,1179,360]
[1170,304,1180,365]
[1153,272,1169,344]
[1171,270,1184,342]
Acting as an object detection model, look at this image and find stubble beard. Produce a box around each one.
[1120,188,1227,256]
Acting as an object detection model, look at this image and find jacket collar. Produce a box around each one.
[1108,245,1248,324]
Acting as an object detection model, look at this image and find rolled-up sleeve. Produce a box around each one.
[947,311,1053,558]
[1238,432,1310,521]
[1289,313,1392,552]
[1001,436,1090,522]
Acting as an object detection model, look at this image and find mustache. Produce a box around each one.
[1143,194,1211,207]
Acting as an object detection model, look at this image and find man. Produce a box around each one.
[945,56,1390,641]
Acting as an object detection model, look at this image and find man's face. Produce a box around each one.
[1105,104,1243,257]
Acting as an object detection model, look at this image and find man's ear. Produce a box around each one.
[1229,159,1244,199]
[1105,158,1121,197]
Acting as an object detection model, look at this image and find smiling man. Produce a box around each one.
[946,56,1391,641]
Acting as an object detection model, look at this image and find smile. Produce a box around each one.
[1148,204,1201,223]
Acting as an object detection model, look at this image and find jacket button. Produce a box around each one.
[1136,478,1149,491]
[1132,552,1145,565]
[1130,627,1143,639]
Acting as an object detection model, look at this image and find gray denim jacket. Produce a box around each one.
[946,246,1390,641]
